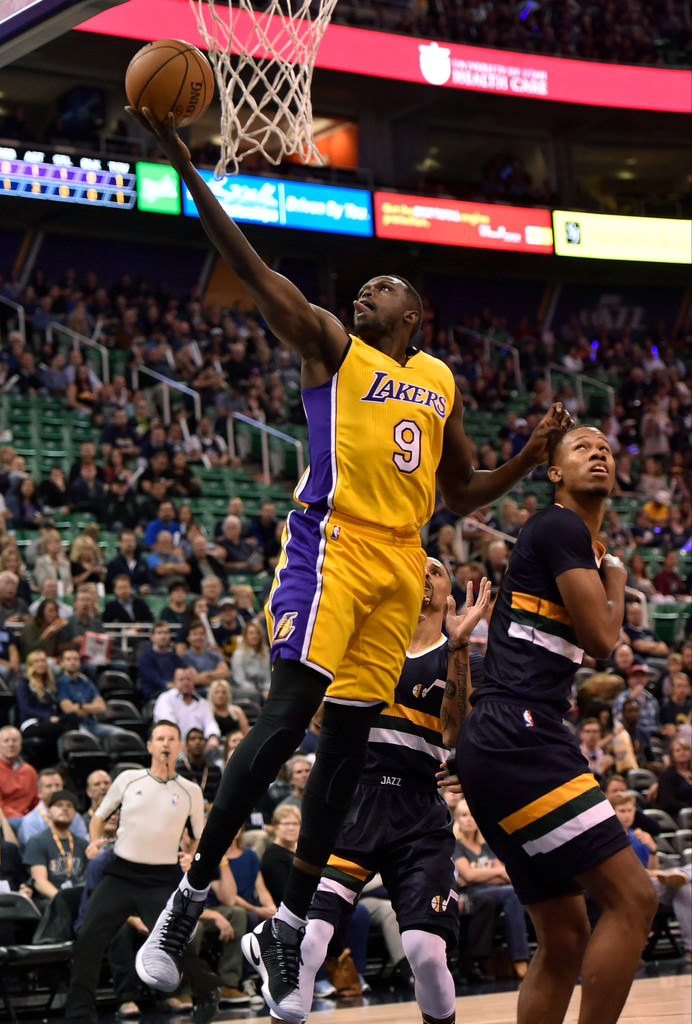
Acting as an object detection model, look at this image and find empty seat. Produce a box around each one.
[96,669,137,703]
[677,807,692,830]
[672,829,692,854]
[102,729,149,768]
[642,808,679,832]
[0,893,73,1024]
[626,768,658,793]
[103,699,145,737]
[56,730,110,792]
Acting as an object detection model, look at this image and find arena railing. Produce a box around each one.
[0,295,26,346]
[133,366,202,425]
[453,327,524,392]
[227,413,305,487]
[544,363,615,415]
[45,322,110,384]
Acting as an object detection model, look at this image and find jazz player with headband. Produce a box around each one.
[130,103,571,1023]
[458,427,657,1024]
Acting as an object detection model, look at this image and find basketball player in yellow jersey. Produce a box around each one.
[131,106,571,1024]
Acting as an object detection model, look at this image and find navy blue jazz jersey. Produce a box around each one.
[478,504,605,711]
[362,642,484,790]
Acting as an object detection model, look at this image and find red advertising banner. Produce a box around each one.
[374,192,554,253]
[78,0,691,115]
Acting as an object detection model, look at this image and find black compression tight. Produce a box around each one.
[187,658,325,890]
[294,699,381,869]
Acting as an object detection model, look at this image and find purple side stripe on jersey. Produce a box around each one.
[295,375,337,510]
[266,508,333,679]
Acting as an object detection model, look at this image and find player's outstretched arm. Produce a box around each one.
[556,555,627,659]
[437,398,572,515]
[440,578,492,746]
[126,108,347,373]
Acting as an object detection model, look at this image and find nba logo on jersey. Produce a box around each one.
[171,793,179,806]
[523,709,535,728]
[331,525,340,540]
[274,611,298,643]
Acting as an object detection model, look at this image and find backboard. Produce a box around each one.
[0,0,127,68]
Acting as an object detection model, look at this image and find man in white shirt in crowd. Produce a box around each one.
[153,667,220,760]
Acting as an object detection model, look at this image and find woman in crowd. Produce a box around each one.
[613,452,638,495]
[69,534,106,589]
[65,362,99,415]
[656,738,692,818]
[230,620,271,705]
[34,528,73,596]
[206,679,250,739]
[225,827,276,933]
[14,648,79,745]
[454,799,530,980]
[627,551,656,598]
[5,476,44,530]
[19,598,67,660]
[259,805,303,908]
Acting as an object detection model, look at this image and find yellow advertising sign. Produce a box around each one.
[553,210,692,264]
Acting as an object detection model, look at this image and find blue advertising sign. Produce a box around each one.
[183,171,373,236]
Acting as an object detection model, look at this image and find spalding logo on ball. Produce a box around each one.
[125,38,215,126]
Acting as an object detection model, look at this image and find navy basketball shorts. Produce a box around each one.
[311,783,458,945]
[458,698,629,906]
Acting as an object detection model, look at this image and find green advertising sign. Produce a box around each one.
[136,162,181,214]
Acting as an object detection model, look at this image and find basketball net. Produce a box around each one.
[191,0,339,177]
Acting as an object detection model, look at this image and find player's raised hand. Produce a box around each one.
[445,576,492,650]
[522,401,574,466]
[125,107,191,164]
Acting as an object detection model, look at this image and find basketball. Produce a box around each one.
[125,38,215,127]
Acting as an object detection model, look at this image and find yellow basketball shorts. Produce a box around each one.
[266,507,426,706]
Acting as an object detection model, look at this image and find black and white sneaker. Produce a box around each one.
[241,917,306,1024]
[135,883,207,992]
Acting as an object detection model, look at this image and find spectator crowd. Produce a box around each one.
[0,258,690,1015]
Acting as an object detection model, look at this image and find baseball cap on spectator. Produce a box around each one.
[628,664,648,677]
[654,489,670,504]
[219,598,236,608]
[115,472,129,484]
[49,789,78,809]
[514,418,528,428]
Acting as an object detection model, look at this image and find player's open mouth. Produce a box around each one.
[354,299,373,312]
[590,466,608,474]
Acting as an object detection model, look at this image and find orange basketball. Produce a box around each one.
[125,38,215,127]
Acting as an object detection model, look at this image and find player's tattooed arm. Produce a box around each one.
[441,576,491,747]
[441,651,469,748]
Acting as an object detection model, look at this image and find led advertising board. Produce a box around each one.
[374,192,553,253]
[0,145,136,207]
[136,161,181,214]
[79,0,691,114]
[553,210,692,264]
[183,171,373,236]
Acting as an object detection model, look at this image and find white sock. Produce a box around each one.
[179,872,209,900]
[300,919,335,1008]
[275,902,307,930]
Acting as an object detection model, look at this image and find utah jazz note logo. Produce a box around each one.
[274,612,298,643]
[430,889,458,913]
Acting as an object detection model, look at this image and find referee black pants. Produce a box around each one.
[65,874,217,1023]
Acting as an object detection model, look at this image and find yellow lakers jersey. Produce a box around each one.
[294,334,455,529]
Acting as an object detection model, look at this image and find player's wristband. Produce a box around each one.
[445,754,458,776]
[448,640,470,652]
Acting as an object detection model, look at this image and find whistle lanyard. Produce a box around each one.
[49,827,74,878]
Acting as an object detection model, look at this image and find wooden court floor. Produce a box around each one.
[236,975,690,1024]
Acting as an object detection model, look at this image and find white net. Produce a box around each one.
[191,0,339,177]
